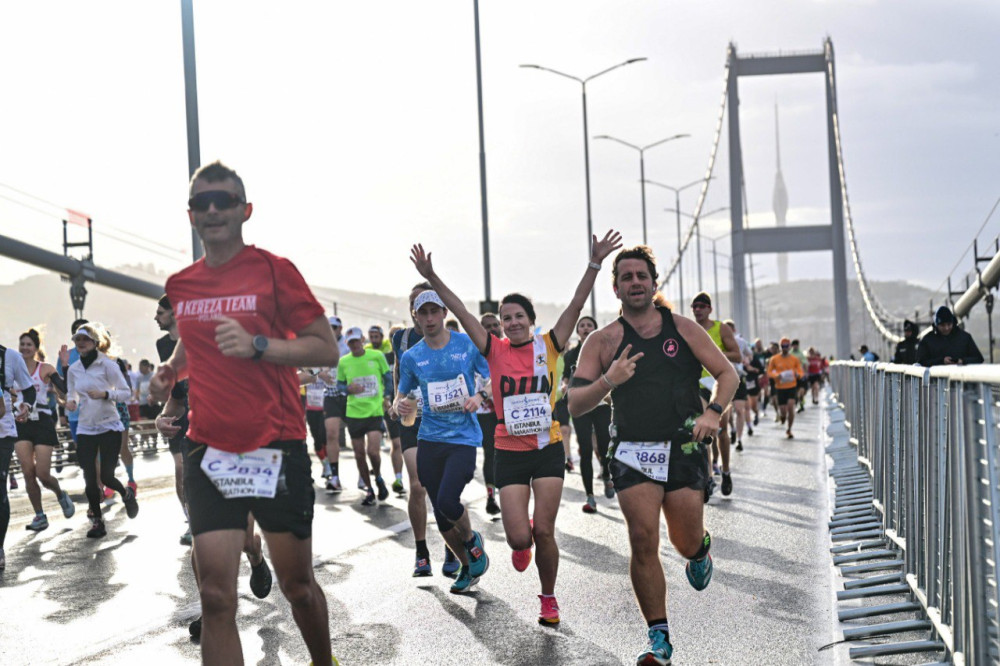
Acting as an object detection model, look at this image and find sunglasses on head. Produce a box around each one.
[188,190,245,212]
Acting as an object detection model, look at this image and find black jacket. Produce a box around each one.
[892,337,919,365]
[916,328,984,367]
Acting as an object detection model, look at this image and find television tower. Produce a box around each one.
[773,103,789,284]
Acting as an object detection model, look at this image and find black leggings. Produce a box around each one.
[572,404,612,496]
[477,412,498,487]
[305,409,327,453]
[77,430,127,519]
[0,437,14,548]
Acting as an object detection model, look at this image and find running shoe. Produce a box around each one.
[797,404,805,414]
[375,477,389,501]
[747,424,754,436]
[249,557,273,598]
[582,495,597,514]
[786,431,794,439]
[538,595,560,626]
[604,476,616,499]
[189,616,202,642]
[729,429,736,442]
[58,491,75,518]
[87,519,107,539]
[127,480,138,495]
[26,514,49,532]
[712,463,721,477]
[465,530,489,578]
[123,487,139,519]
[449,566,479,594]
[636,628,673,666]
[325,477,342,494]
[413,555,432,577]
[485,494,501,516]
[392,478,406,495]
[180,528,193,546]
[361,488,376,506]
[442,547,460,578]
[321,460,332,478]
[703,477,715,504]
[686,553,713,591]
[753,413,759,426]
[511,546,532,572]
[721,473,733,496]
[103,486,114,500]
[9,474,17,490]
[735,440,743,452]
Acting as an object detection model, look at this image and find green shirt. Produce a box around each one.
[337,349,390,418]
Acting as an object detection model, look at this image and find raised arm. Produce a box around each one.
[410,244,490,353]
[551,230,622,347]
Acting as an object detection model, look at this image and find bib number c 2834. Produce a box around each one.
[200,446,283,499]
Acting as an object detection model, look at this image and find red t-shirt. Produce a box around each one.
[166,245,325,453]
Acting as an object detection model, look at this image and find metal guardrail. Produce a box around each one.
[830,360,1000,665]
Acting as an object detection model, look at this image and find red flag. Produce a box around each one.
[66,209,90,227]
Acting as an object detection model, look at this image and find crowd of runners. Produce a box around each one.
[0,161,835,666]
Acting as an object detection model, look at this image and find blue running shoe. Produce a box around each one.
[413,555,432,577]
[449,566,479,594]
[466,530,489,578]
[441,547,460,578]
[636,628,672,665]
[686,553,713,591]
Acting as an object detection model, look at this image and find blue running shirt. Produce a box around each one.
[398,332,489,446]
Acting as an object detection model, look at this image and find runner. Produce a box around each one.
[689,293,742,497]
[299,367,331,478]
[390,282,461,577]
[567,245,738,665]
[322,315,350,494]
[149,161,338,664]
[744,339,766,438]
[367,325,405,496]
[790,339,808,413]
[56,318,89,447]
[723,320,753,453]
[806,347,828,405]
[65,323,138,537]
[1,339,36,568]
[394,287,491,594]
[766,337,805,438]
[338,326,393,506]
[14,329,74,532]
[564,316,614,512]
[410,229,622,624]
[477,312,502,517]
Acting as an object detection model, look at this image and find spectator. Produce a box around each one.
[917,306,984,367]
[134,360,159,419]
[859,345,879,362]
[892,320,919,364]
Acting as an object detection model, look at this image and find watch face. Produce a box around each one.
[253,335,268,352]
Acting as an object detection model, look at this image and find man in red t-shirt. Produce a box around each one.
[150,161,339,665]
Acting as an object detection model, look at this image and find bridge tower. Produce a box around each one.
[727,38,852,359]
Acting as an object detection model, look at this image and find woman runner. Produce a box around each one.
[14,329,75,531]
[410,229,622,625]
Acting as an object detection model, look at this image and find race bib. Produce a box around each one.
[779,370,794,383]
[200,446,283,499]
[305,383,325,408]
[614,441,671,483]
[427,376,469,413]
[503,393,551,438]
[353,375,379,399]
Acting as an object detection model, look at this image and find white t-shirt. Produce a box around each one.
[1,347,33,438]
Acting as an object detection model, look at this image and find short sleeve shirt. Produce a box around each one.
[398,332,488,446]
[166,245,325,453]
[484,331,563,452]
[337,349,389,418]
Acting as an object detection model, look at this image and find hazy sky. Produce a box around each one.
[1,1,997,319]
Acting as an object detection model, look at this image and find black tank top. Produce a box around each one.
[611,306,703,441]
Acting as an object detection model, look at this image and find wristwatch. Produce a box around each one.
[252,335,269,360]
[707,402,724,415]
[477,390,489,401]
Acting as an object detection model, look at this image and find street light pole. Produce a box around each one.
[472,0,493,312]
[521,57,647,318]
[593,133,689,245]
[644,177,711,307]
[180,0,203,261]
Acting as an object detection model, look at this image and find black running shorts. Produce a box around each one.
[776,387,798,404]
[345,415,385,439]
[184,439,315,540]
[15,412,60,447]
[323,395,347,419]
[494,443,566,488]
[610,438,710,494]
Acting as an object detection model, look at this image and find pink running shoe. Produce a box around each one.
[538,595,560,625]
[103,486,114,500]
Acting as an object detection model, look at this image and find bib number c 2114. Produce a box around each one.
[200,446,283,499]
[613,441,671,483]
[503,392,551,438]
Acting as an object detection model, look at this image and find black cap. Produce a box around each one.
[934,306,955,326]
[691,292,712,307]
[903,319,916,334]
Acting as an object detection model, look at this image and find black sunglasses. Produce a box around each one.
[188,190,245,212]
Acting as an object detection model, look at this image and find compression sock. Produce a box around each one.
[415,539,429,559]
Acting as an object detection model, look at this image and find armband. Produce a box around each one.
[569,376,595,389]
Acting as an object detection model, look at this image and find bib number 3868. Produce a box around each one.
[614,441,671,483]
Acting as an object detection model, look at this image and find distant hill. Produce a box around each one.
[3,269,991,365]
